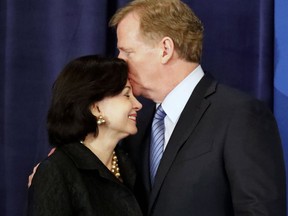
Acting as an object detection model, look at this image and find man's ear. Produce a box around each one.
[160,37,174,64]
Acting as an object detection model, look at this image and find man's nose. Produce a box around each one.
[118,52,126,61]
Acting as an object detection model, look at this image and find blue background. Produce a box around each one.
[0,0,287,215]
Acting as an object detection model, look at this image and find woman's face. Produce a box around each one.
[93,81,142,139]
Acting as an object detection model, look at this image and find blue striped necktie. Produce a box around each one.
[150,105,166,185]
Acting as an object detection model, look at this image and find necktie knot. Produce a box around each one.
[154,105,166,120]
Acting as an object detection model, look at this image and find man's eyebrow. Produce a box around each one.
[118,47,132,52]
[117,45,124,50]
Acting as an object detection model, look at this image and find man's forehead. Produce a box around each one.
[116,20,141,49]
[117,12,140,32]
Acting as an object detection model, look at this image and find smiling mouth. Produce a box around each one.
[128,115,137,121]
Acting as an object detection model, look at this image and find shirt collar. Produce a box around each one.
[161,65,204,124]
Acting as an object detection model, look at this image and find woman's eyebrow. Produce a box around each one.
[124,86,131,90]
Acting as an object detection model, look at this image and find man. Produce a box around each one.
[109,0,286,215]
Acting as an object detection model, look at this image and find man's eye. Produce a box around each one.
[125,50,133,56]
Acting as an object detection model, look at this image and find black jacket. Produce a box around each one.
[28,142,143,216]
[123,75,286,216]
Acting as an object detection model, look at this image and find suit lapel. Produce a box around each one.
[148,75,217,213]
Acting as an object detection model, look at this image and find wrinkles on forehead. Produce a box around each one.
[116,12,141,49]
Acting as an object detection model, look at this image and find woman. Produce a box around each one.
[27,55,143,216]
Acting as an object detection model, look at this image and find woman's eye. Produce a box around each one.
[125,94,130,98]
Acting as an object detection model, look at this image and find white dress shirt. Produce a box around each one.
[160,65,204,149]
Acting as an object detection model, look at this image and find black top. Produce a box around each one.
[28,142,143,216]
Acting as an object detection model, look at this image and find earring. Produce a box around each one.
[97,115,106,125]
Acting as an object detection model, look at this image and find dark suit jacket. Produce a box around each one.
[122,75,286,216]
[28,142,143,216]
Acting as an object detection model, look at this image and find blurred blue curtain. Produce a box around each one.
[186,0,274,105]
[0,1,121,215]
[0,0,284,215]
[274,0,288,211]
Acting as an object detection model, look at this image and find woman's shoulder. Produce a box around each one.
[35,147,76,178]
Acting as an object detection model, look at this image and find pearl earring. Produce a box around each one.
[97,115,106,125]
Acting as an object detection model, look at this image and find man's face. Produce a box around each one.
[116,12,161,100]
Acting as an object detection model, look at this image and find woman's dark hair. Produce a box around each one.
[47,55,128,146]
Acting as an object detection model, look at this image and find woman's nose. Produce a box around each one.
[133,98,142,111]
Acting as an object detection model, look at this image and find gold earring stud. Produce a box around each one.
[97,115,106,125]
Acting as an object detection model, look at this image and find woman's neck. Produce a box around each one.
[82,133,118,169]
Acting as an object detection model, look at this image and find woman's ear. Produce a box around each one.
[160,37,174,64]
[90,102,100,117]
[90,103,106,125]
